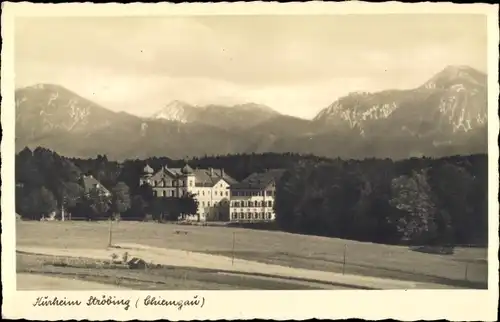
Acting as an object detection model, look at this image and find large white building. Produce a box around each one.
[229,169,286,222]
[140,163,238,221]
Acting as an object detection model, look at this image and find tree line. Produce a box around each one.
[15,147,488,246]
[274,154,488,246]
[15,147,198,222]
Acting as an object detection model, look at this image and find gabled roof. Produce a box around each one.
[231,169,286,190]
[147,164,238,188]
[192,168,238,187]
[81,175,110,195]
[149,166,183,181]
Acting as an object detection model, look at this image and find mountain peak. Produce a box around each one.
[151,100,196,123]
[423,65,486,90]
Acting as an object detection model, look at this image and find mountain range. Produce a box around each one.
[15,65,488,160]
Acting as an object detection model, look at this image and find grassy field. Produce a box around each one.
[16,221,488,288]
[17,253,344,290]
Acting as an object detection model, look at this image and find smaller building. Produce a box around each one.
[229,169,286,223]
[80,174,111,197]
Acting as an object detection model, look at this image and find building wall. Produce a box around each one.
[229,183,277,222]
[142,173,231,222]
[189,179,230,221]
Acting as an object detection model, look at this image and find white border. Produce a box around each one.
[2,2,499,320]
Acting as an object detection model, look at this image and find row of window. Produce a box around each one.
[146,179,188,187]
[201,190,229,197]
[148,179,232,190]
[232,190,275,197]
[154,190,175,197]
[231,200,273,207]
[231,212,273,220]
[153,189,229,198]
[200,200,229,207]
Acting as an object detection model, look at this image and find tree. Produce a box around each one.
[84,187,111,220]
[178,192,199,220]
[137,183,155,203]
[127,195,148,220]
[58,182,85,219]
[389,170,437,244]
[20,186,58,220]
[163,197,181,221]
[428,162,474,245]
[111,182,131,220]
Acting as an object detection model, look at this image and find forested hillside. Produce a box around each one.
[275,154,488,246]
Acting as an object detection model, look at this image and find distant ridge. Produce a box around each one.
[15,65,487,160]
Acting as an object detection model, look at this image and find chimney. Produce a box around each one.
[209,168,213,176]
[220,169,224,177]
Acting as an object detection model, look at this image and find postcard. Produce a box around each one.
[1,1,498,320]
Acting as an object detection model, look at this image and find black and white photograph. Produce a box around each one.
[2,2,498,320]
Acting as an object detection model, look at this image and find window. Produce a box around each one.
[248,201,253,207]
[162,190,167,197]
[202,201,205,207]
[225,191,229,197]
[247,213,252,220]
[254,213,259,219]
[232,214,237,219]
[267,201,272,207]
[207,202,211,207]
[189,181,193,187]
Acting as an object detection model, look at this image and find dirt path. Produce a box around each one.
[17,243,457,290]
[17,273,126,290]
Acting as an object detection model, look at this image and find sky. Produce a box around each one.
[15,14,487,119]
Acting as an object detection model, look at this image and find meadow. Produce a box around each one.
[16,221,488,289]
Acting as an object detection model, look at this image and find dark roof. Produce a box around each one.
[181,164,195,175]
[147,165,238,187]
[192,168,238,187]
[143,164,154,174]
[231,169,286,190]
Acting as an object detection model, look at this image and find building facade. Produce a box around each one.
[140,163,237,222]
[229,169,285,222]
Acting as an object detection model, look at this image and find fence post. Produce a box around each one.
[108,216,113,247]
[342,244,347,275]
[232,232,236,266]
